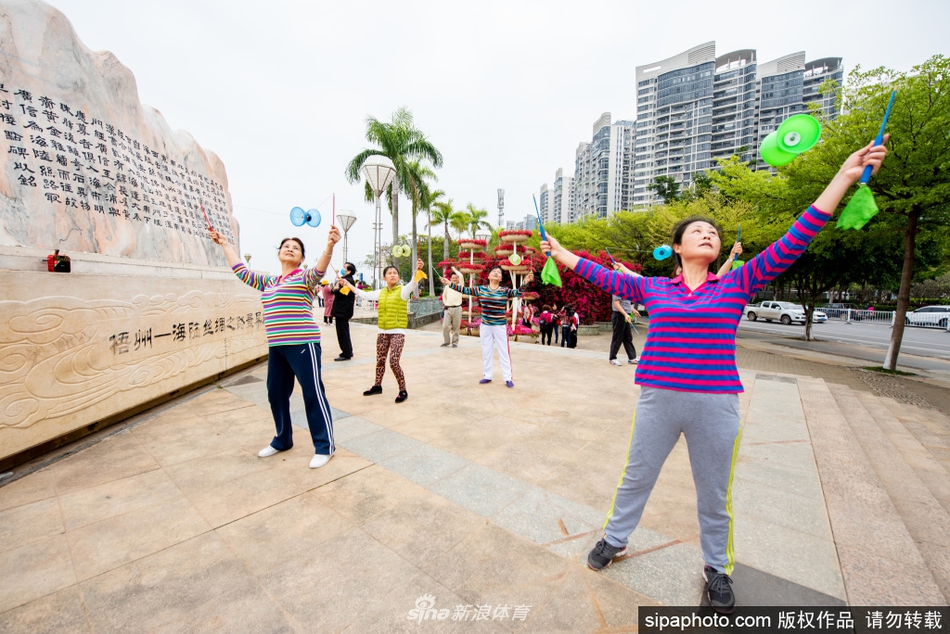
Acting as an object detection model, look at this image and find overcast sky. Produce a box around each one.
[42,0,949,276]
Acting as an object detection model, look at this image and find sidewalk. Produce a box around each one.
[1,322,947,632]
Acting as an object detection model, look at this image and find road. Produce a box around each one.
[736,317,950,368]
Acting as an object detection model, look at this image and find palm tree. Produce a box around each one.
[465,204,491,239]
[450,211,470,241]
[345,107,443,268]
[430,199,458,261]
[420,187,445,295]
[405,160,438,294]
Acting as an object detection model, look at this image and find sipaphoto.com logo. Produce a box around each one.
[407,595,450,624]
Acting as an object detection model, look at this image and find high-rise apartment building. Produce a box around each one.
[552,168,573,224]
[632,42,716,206]
[755,51,807,168]
[803,57,844,117]
[633,43,843,205]
[538,184,552,224]
[711,49,758,164]
[573,113,635,219]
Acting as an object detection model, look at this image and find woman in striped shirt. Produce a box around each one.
[210,227,340,469]
[540,139,888,613]
[441,265,533,388]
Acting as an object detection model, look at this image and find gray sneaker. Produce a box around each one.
[587,538,626,570]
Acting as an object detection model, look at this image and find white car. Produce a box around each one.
[905,305,950,328]
[744,301,814,325]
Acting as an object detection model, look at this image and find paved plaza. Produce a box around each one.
[1,322,949,632]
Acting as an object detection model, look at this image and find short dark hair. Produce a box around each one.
[670,216,722,272]
[278,237,305,259]
[343,262,356,275]
[488,265,504,276]
[382,265,399,277]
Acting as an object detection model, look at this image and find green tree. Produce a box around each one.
[831,57,950,369]
[450,209,470,240]
[464,204,491,239]
[345,107,443,269]
[404,160,437,287]
[420,188,445,295]
[429,198,459,261]
[648,175,680,204]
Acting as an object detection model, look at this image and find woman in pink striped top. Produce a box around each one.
[541,139,888,613]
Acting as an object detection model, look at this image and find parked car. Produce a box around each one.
[812,308,828,323]
[905,305,950,328]
[744,301,814,325]
[822,302,864,321]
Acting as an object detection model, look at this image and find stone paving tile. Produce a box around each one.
[0,468,56,513]
[150,582,299,634]
[733,513,845,601]
[322,414,382,444]
[379,444,470,486]
[0,533,76,614]
[49,432,160,496]
[80,533,258,633]
[0,498,64,555]
[215,491,353,577]
[731,477,832,540]
[66,494,211,581]
[428,463,532,518]
[259,527,425,632]
[601,541,706,607]
[0,585,91,634]
[422,522,572,631]
[342,428,424,464]
[492,488,603,547]
[359,489,484,570]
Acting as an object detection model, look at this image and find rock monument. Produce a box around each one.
[0,0,268,466]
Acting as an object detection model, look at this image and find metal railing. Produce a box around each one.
[828,309,950,331]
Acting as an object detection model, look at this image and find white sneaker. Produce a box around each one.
[610,359,622,366]
[629,358,639,365]
[309,454,332,469]
[258,446,279,458]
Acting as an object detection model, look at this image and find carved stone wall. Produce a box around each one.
[0,1,269,462]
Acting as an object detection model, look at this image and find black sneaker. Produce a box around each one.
[703,565,735,614]
[363,385,383,396]
[587,538,626,571]
[395,390,408,403]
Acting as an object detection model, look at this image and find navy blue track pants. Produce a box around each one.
[266,342,334,455]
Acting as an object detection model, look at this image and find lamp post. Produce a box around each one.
[361,156,396,289]
[336,210,357,264]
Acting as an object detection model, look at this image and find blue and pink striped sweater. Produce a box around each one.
[232,262,326,347]
[575,205,831,393]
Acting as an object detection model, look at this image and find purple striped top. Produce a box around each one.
[575,205,831,393]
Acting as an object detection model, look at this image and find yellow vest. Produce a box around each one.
[378,286,408,329]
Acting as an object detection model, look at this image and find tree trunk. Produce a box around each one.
[443,223,450,261]
[411,202,419,298]
[427,211,434,295]
[391,192,400,269]
[883,209,919,370]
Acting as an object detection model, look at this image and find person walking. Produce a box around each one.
[540,139,888,614]
[343,260,424,403]
[539,305,554,346]
[209,227,341,469]
[331,262,357,361]
[441,271,464,348]
[609,294,640,365]
[442,266,533,388]
[321,282,334,324]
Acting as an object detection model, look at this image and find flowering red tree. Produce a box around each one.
[528,250,640,324]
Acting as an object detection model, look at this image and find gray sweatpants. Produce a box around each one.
[603,386,742,574]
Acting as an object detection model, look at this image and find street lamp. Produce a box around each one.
[336,210,357,264]
[361,156,396,289]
